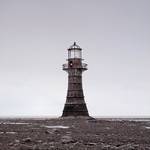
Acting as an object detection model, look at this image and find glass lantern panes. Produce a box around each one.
[68,49,81,59]
[74,49,81,58]
[70,50,74,58]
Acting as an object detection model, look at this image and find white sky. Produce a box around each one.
[0,0,150,117]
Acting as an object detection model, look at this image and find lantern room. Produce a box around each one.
[68,42,82,59]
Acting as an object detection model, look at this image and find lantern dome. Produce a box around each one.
[68,42,82,50]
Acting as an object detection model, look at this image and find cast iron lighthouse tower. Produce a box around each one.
[62,42,89,117]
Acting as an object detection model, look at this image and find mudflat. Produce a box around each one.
[0,118,150,150]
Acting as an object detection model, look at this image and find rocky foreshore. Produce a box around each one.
[0,117,150,150]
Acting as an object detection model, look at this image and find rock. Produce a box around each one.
[101,143,116,149]
[37,140,42,143]
[9,146,16,150]
[45,130,51,134]
[22,137,32,143]
[42,142,48,146]
[15,139,20,143]
[86,142,97,146]
[33,145,40,150]
[8,142,14,146]
[53,129,60,134]
[66,131,71,134]
[61,135,74,144]
[118,144,135,150]
[49,141,55,145]
[19,144,34,150]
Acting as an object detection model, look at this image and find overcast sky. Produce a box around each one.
[0,0,150,117]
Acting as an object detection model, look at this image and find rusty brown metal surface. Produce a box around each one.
[62,43,89,117]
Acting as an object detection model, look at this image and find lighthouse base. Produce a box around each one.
[62,103,89,117]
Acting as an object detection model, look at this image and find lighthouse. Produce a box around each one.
[62,42,89,117]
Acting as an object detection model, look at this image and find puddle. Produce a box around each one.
[106,119,150,122]
[6,132,16,134]
[1,122,29,125]
[145,127,150,129]
[0,132,17,134]
[132,119,150,122]
[43,125,69,129]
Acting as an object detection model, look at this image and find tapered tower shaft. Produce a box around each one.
[62,42,89,117]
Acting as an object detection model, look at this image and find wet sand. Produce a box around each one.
[0,117,150,150]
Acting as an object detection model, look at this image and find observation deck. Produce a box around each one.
[63,63,88,71]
